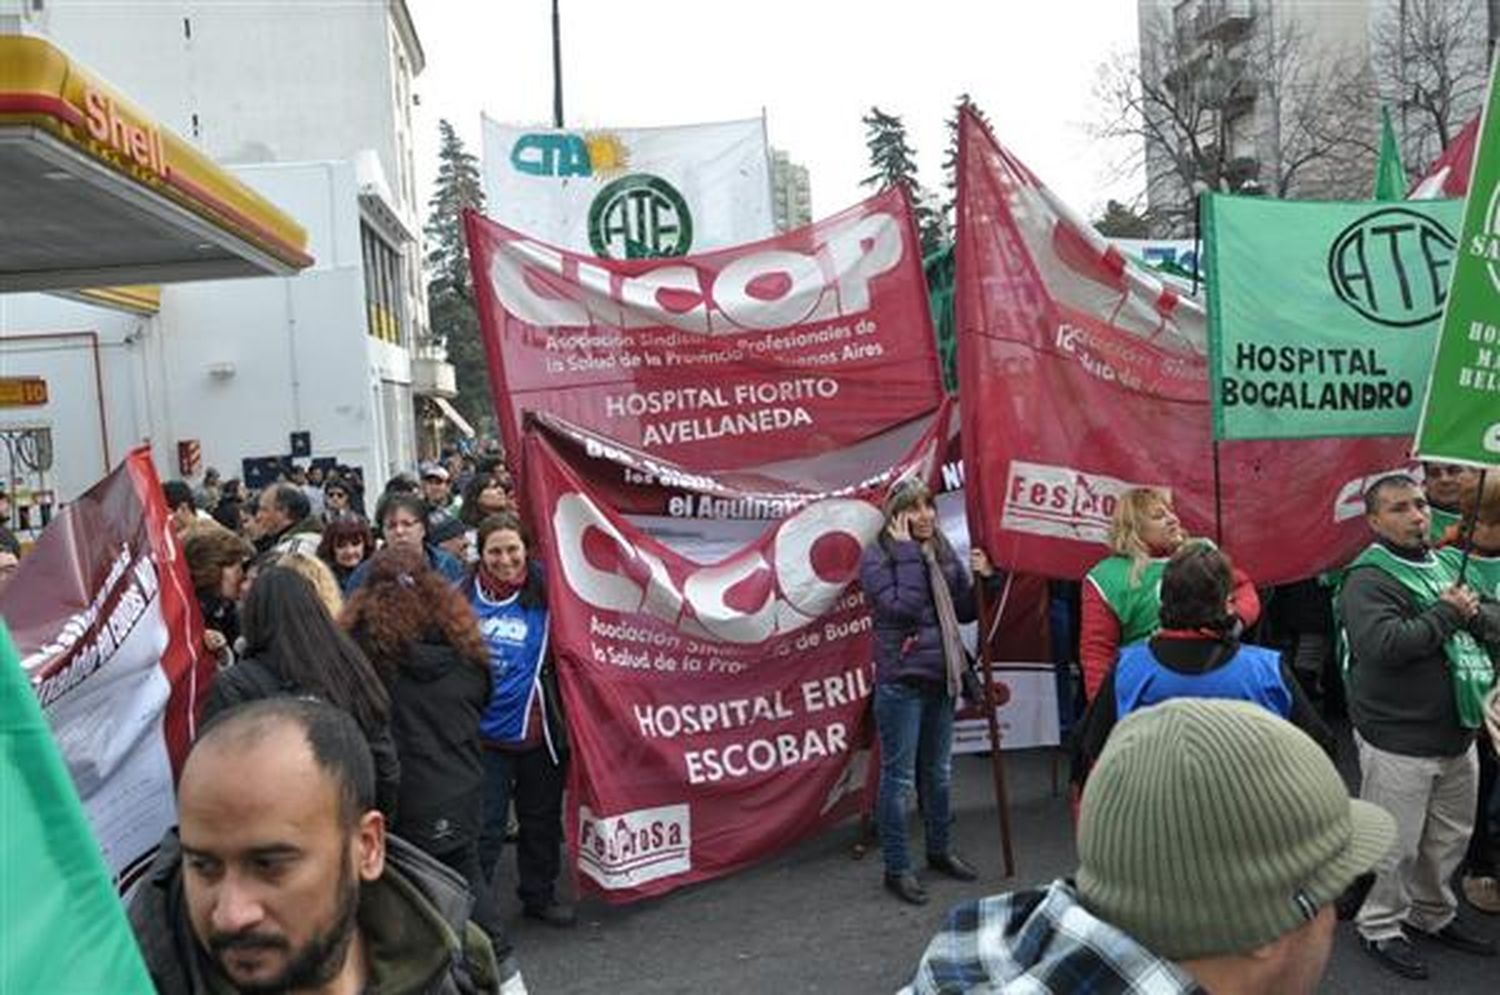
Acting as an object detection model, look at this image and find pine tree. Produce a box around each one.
[423,120,494,435]
[861,106,945,256]
[941,94,990,231]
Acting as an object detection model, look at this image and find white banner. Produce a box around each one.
[953,664,1061,753]
[481,115,774,259]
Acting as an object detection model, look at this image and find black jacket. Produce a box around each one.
[128,830,507,994]
[201,656,402,817]
[1340,560,1500,757]
[366,633,492,856]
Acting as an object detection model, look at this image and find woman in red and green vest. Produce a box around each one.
[1080,487,1260,702]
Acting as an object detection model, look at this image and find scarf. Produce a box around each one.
[477,566,523,603]
[923,544,966,699]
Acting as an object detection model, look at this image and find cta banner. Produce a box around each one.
[481,116,773,259]
[1416,63,1500,467]
[953,109,1412,585]
[465,187,945,469]
[523,407,951,902]
[0,447,210,895]
[1203,195,1462,439]
[1,624,155,991]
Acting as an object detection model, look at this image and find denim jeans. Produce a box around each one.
[874,680,954,874]
[479,746,566,909]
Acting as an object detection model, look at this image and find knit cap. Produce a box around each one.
[1076,698,1394,961]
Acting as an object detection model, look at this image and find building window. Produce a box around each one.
[361,222,405,346]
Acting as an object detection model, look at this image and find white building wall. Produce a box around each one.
[0,297,146,503]
[153,160,409,490]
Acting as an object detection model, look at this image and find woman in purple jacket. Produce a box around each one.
[859,478,994,905]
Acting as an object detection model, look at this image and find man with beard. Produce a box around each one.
[1340,473,1500,978]
[129,697,525,994]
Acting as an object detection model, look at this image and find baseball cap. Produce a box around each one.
[420,462,449,482]
[1076,698,1395,961]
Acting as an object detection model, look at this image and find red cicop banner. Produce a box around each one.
[465,187,945,470]
[522,405,952,902]
[0,447,210,894]
[954,110,1412,585]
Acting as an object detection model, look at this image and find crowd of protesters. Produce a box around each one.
[141,447,543,993]
[13,446,1466,993]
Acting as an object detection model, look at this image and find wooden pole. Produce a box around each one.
[975,571,1016,877]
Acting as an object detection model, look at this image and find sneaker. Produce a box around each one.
[1360,936,1428,980]
[521,900,577,928]
[883,871,929,905]
[1416,921,1497,956]
[1462,874,1500,915]
[926,851,979,881]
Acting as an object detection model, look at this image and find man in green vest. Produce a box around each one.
[1340,473,1500,979]
[1424,461,1480,544]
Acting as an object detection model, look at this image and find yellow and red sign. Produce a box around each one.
[0,377,49,408]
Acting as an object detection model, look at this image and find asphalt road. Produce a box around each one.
[490,734,1499,994]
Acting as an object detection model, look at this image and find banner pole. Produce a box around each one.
[551,0,565,128]
[1457,468,1489,586]
[975,570,1016,878]
[1212,439,1225,545]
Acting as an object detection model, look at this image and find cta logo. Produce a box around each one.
[510,131,628,178]
[1327,208,1455,328]
[588,173,693,259]
[1000,460,1157,545]
[578,803,690,889]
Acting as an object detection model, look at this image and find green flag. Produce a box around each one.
[1414,57,1500,466]
[1374,106,1406,200]
[1203,194,1462,440]
[0,622,154,993]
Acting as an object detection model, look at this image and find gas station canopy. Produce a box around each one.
[0,35,313,292]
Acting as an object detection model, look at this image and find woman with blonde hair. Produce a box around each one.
[1080,487,1259,702]
[273,550,344,619]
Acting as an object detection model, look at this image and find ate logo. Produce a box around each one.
[1326,208,1455,328]
[588,173,693,259]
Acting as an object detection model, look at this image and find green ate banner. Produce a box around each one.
[1204,194,1462,440]
[1415,58,1500,467]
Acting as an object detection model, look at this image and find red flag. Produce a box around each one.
[523,405,951,902]
[1409,114,1480,199]
[954,109,1410,584]
[464,188,944,471]
[0,447,211,895]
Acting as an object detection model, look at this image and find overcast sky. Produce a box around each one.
[409,0,1142,226]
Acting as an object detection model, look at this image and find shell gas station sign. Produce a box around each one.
[0,34,314,290]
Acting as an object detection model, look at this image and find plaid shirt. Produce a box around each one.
[900,879,1207,994]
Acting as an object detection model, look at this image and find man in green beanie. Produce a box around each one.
[901,699,1395,994]
[1340,472,1500,978]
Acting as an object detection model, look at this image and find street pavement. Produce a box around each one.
[492,729,1499,994]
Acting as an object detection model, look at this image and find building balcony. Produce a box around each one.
[411,355,457,398]
[1197,0,1254,43]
